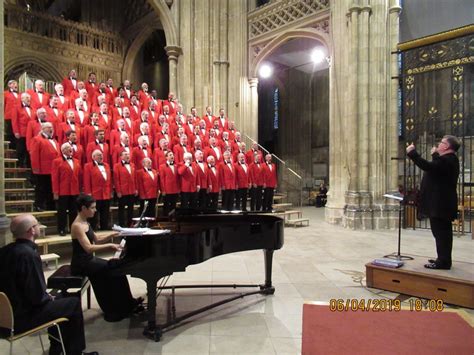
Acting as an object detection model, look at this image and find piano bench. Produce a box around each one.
[47,265,91,310]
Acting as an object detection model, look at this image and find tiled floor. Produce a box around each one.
[2,207,473,354]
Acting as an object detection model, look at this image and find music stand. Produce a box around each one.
[383,193,414,261]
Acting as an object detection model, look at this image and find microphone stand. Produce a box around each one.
[134,200,149,228]
[384,157,414,261]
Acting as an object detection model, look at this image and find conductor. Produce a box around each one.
[406,135,460,270]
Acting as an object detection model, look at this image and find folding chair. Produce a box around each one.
[0,292,68,355]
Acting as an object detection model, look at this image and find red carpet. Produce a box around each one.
[302,303,474,355]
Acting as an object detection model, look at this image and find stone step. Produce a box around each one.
[286,218,310,227]
[272,203,293,211]
[5,199,34,207]
[7,210,57,218]
[5,188,35,194]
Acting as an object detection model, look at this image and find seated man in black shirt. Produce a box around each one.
[0,214,97,355]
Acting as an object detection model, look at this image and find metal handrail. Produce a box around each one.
[243,134,303,207]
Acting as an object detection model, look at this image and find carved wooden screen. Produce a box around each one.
[400,27,474,232]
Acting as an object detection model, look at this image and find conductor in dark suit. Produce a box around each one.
[406,135,460,270]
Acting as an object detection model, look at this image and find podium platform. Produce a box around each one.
[366,256,474,308]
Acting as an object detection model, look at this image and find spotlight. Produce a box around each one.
[311,48,326,64]
[259,64,273,78]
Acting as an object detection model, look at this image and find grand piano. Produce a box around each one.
[114,209,284,341]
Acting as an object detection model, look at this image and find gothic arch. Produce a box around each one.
[122,0,179,80]
[250,28,331,78]
[4,56,63,83]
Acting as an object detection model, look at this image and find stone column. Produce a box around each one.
[0,0,11,246]
[345,2,361,210]
[389,0,402,192]
[248,77,259,141]
[218,0,229,110]
[165,45,182,96]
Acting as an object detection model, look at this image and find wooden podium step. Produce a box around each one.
[366,256,474,309]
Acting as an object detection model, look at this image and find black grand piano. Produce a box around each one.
[114,209,284,341]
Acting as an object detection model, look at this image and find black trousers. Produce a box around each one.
[16,137,28,167]
[235,188,248,211]
[5,120,15,149]
[222,189,235,210]
[90,199,111,230]
[163,193,178,216]
[57,195,78,233]
[118,195,135,227]
[35,174,55,210]
[15,297,85,355]
[181,192,197,209]
[139,198,157,218]
[263,187,275,212]
[250,186,263,211]
[207,192,219,210]
[197,189,208,209]
[429,217,453,267]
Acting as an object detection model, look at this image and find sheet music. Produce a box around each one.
[114,238,126,259]
[112,224,171,236]
[383,193,404,201]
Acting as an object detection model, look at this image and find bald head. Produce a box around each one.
[10,214,40,240]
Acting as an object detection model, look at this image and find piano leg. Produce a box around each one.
[261,249,275,295]
[143,278,162,342]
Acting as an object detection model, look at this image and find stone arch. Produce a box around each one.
[4,56,63,84]
[122,0,179,80]
[250,28,331,78]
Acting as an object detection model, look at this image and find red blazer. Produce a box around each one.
[113,161,136,196]
[152,148,169,170]
[106,86,117,98]
[234,162,251,189]
[249,163,265,186]
[163,100,178,115]
[110,129,130,151]
[4,90,21,121]
[136,168,160,199]
[56,95,71,112]
[83,123,106,147]
[129,104,142,122]
[86,140,110,165]
[44,106,63,131]
[204,146,223,163]
[85,82,98,101]
[27,90,50,110]
[178,162,198,193]
[112,144,131,166]
[207,165,220,193]
[216,116,229,131]
[30,135,60,174]
[262,163,277,188]
[202,114,216,128]
[83,162,112,200]
[195,161,210,189]
[51,156,82,196]
[58,122,82,146]
[61,77,78,96]
[70,143,84,164]
[25,120,43,151]
[246,149,264,165]
[173,144,192,164]
[13,105,34,137]
[218,161,236,190]
[73,110,90,128]
[111,106,124,123]
[131,146,152,168]
[159,163,180,194]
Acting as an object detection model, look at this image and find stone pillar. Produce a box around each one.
[248,77,259,141]
[0,0,11,246]
[218,0,229,110]
[327,0,400,230]
[389,0,402,192]
[165,45,182,96]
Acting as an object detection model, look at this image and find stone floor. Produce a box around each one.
[3,207,474,354]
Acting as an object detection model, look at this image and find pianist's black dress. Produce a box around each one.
[71,224,135,322]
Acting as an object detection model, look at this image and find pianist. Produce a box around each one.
[70,194,143,322]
